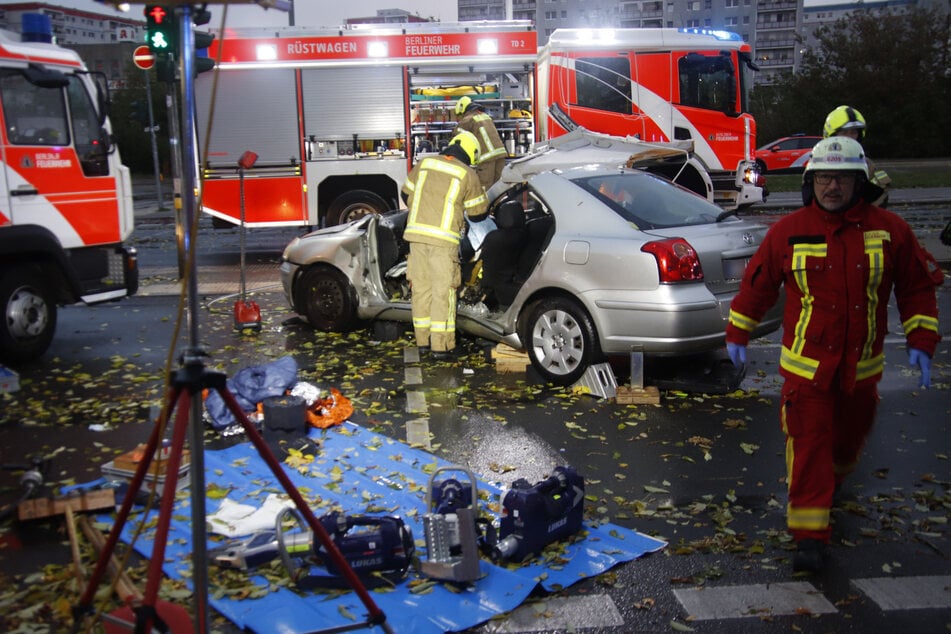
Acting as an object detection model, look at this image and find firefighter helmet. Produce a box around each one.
[823,105,867,139]
[448,130,480,165]
[804,137,868,178]
[455,95,473,116]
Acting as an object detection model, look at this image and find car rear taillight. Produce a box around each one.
[641,238,704,283]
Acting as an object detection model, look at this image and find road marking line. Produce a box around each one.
[673,582,837,620]
[405,366,422,386]
[853,575,951,610]
[405,418,431,450]
[488,594,624,632]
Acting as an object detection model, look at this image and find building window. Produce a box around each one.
[688,1,700,10]
[686,18,700,26]
[725,16,737,25]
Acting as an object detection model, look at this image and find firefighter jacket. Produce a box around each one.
[726,198,942,391]
[456,110,507,166]
[401,154,488,248]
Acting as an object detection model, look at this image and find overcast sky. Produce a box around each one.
[5,1,458,28]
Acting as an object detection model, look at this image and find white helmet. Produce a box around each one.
[804,137,868,178]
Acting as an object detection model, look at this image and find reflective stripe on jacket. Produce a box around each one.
[726,198,942,390]
[401,154,488,247]
[457,111,507,164]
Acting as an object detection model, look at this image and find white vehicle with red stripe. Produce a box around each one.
[197,21,537,229]
[537,28,765,210]
[0,17,138,363]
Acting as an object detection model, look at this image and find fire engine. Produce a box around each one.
[0,16,138,364]
[537,27,764,210]
[197,21,537,229]
[197,22,763,229]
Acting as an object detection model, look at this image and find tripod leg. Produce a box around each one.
[214,386,393,633]
[72,384,184,630]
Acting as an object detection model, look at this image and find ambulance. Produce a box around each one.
[537,27,764,210]
[0,16,138,363]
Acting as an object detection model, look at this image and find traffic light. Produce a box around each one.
[144,4,177,58]
[130,100,149,126]
[194,30,216,76]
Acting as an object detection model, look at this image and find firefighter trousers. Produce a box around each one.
[406,242,460,352]
[780,379,879,543]
[475,158,505,191]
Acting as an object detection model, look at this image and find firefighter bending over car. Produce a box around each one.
[455,95,507,190]
[401,131,488,359]
[725,136,942,574]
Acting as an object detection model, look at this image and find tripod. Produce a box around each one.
[73,4,391,632]
[73,358,392,633]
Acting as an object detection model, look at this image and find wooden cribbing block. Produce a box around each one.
[491,344,529,373]
[17,488,116,521]
[615,385,661,405]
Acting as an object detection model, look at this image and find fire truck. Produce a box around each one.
[537,27,764,210]
[197,21,537,228]
[0,17,138,364]
[197,22,762,229]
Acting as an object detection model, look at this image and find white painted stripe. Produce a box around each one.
[673,582,837,620]
[406,390,427,414]
[490,594,623,632]
[405,418,431,450]
[404,366,422,386]
[853,575,951,611]
[403,346,420,364]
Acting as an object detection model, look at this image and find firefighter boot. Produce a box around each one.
[792,539,827,573]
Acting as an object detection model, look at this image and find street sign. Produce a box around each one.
[133,45,156,70]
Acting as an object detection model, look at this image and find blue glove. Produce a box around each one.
[726,342,747,369]
[908,348,931,389]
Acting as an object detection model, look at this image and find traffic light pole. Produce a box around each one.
[142,71,165,210]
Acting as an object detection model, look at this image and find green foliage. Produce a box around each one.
[111,59,171,175]
[750,6,951,158]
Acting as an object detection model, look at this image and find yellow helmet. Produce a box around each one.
[455,95,473,116]
[823,105,866,139]
[448,130,480,165]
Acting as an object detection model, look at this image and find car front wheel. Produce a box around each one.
[524,297,600,385]
[0,265,57,364]
[297,266,357,332]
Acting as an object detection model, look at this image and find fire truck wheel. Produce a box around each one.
[297,266,357,332]
[326,190,388,226]
[0,265,57,364]
[523,296,602,386]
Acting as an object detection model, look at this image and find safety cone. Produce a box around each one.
[234,151,261,331]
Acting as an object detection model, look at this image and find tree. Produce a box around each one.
[750,6,951,158]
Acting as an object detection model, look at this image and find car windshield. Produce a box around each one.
[573,171,722,229]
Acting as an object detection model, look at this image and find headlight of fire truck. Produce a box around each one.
[737,159,765,188]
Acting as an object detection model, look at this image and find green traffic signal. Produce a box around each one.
[144,4,177,57]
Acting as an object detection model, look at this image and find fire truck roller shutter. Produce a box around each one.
[301,66,404,225]
[195,69,300,167]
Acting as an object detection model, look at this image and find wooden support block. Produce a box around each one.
[491,344,529,373]
[18,488,116,521]
[113,444,190,475]
[615,385,661,405]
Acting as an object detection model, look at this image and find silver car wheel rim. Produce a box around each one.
[7,286,48,338]
[531,308,584,376]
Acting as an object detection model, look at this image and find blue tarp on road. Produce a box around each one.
[109,422,666,633]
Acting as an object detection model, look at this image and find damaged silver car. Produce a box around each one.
[280,160,781,385]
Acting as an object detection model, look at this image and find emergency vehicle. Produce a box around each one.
[0,17,138,364]
[537,27,764,210]
[197,22,763,229]
[197,21,537,228]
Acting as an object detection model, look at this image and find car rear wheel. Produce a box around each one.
[524,297,600,385]
[0,265,57,364]
[297,266,357,332]
[327,190,388,226]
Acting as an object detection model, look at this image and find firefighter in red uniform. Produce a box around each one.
[401,131,488,359]
[455,95,507,191]
[725,137,943,573]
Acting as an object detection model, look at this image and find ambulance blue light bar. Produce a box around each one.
[678,28,742,41]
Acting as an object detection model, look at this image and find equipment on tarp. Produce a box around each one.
[493,465,585,563]
[71,8,393,633]
[233,150,261,331]
[419,465,484,582]
[275,509,414,582]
